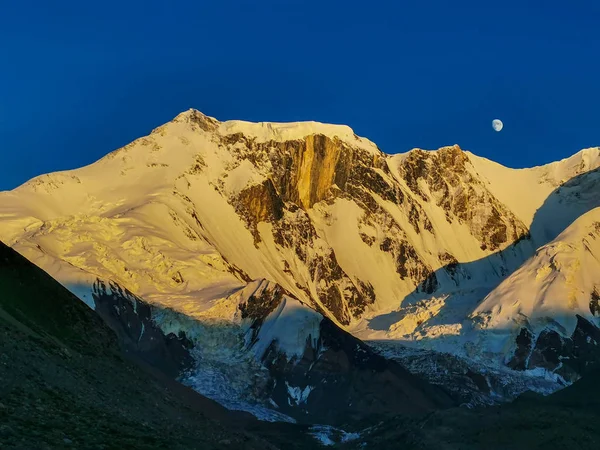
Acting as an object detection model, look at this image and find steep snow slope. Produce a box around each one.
[470,207,600,378]
[468,148,600,240]
[475,208,600,335]
[1,109,599,387]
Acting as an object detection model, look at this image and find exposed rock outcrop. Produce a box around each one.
[235,179,284,243]
[397,145,528,251]
[92,279,194,378]
[508,316,600,381]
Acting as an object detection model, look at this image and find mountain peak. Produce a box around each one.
[390,144,467,165]
[169,108,221,132]
[406,144,464,154]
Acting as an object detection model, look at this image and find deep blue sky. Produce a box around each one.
[1,1,599,190]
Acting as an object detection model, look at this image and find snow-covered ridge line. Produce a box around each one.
[465,147,600,172]
[175,108,599,169]
[170,108,382,156]
[219,119,379,151]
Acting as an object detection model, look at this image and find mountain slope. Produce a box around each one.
[467,147,600,233]
[225,280,454,424]
[0,240,302,449]
[1,109,599,391]
[471,207,600,377]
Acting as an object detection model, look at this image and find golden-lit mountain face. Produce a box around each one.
[2,110,600,415]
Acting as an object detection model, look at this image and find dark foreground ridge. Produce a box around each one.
[342,368,600,450]
[0,242,315,449]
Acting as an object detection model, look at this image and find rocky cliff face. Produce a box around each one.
[397,146,528,251]
[213,132,532,327]
[508,315,600,380]
[91,279,195,379]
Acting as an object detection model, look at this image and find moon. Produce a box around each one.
[492,119,503,132]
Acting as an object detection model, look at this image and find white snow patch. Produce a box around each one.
[66,284,96,310]
[250,295,322,362]
[309,425,361,446]
[138,322,145,342]
[285,382,313,405]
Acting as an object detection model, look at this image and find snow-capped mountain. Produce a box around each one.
[1,109,599,408]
